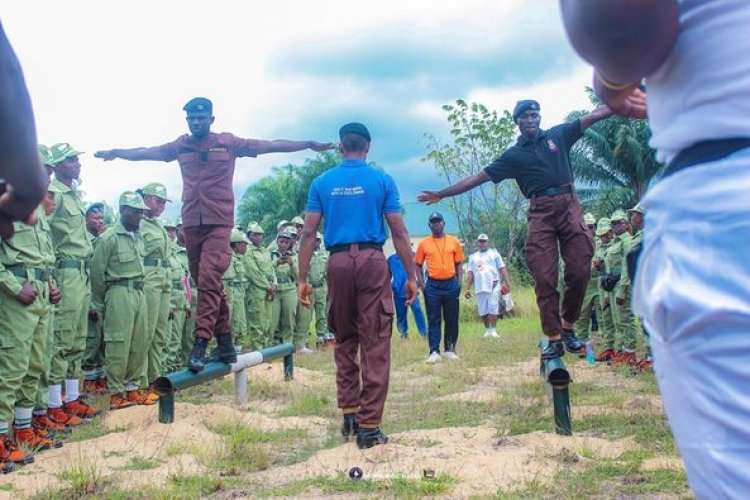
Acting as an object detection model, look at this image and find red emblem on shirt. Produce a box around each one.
[547,139,558,153]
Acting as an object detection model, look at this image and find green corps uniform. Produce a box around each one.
[615,228,641,353]
[90,222,148,395]
[83,231,105,383]
[295,247,329,346]
[165,240,188,372]
[575,241,603,341]
[270,249,297,346]
[226,251,249,349]
[176,246,196,367]
[48,179,93,392]
[140,216,171,385]
[604,232,633,351]
[597,239,616,350]
[244,243,275,350]
[0,207,55,432]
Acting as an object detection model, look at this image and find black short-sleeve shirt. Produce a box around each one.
[483,120,583,198]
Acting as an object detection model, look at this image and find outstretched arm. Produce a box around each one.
[417,170,492,204]
[0,23,47,239]
[254,140,334,155]
[579,105,614,131]
[559,0,679,118]
[95,147,169,162]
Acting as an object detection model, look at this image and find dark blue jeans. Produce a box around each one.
[393,295,427,338]
[424,278,460,354]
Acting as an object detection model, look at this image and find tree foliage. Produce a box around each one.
[423,100,527,264]
[568,91,664,217]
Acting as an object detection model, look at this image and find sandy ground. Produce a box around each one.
[0,359,681,498]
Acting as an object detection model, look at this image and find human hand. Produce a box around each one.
[593,73,647,119]
[88,308,98,322]
[185,307,192,318]
[309,142,335,152]
[0,181,39,240]
[615,297,625,307]
[15,281,38,305]
[168,308,176,320]
[404,280,418,306]
[94,150,117,161]
[500,285,510,295]
[50,286,62,305]
[464,290,472,300]
[297,281,313,307]
[417,191,442,205]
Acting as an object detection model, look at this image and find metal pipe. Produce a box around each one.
[539,338,573,435]
[234,369,248,406]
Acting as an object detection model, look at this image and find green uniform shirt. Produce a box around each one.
[167,240,188,309]
[49,179,93,260]
[604,233,630,276]
[0,207,55,296]
[224,252,248,288]
[245,244,276,290]
[616,229,642,300]
[271,249,297,291]
[308,248,328,287]
[140,217,171,264]
[89,223,146,306]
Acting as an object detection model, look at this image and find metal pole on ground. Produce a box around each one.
[539,338,572,435]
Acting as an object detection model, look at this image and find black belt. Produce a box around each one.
[144,257,168,267]
[664,138,750,178]
[310,281,325,288]
[529,184,573,199]
[172,280,184,290]
[329,242,383,254]
[6,265,51,281]
[109,279,144,291]
[57,259,89,270]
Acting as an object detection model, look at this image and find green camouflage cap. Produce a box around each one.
[316,231,323,239]
[119,191,148,210]
[230,230,249,244]
[246,221,264,234]
[291,215,304,225]
[162,218,177,228]
[137,182,171,202]
[610,209,628,222]
[47,182,64,194]
[627,203,646,215]
[277,230,294,240]
[477,233,489,241]
[583,212,596,225]
[49,142,84,165]
[276,219,289,230]
[38,144,55,167]
[595,217,612,237]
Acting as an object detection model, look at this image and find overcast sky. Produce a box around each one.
[3,0,594,220]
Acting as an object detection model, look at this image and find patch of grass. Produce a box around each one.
[167,474,239,497]
[178,377,235,404]
[210,420,307,443]
[278,390,338,418]
[117,456,162,471]
[388,400,495,433]
[51,460,109,499]
[257,474,457,497]
[164,439,201,457]
[65,418,129,443]
[0,484,13,491]
[575,411,677,455]
[101,450,127,459]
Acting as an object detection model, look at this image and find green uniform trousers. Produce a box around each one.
[613,285,637,351]
[82,304,104,374]
[35,311,55,411]
[143,269,170,385]
[574,279,599,340]
[312,284,329,338]
[295,300,313,347]
[271,287,297,346]
[598,289,619,350]
[181,290,197,367]
[0,279,50,421]
[104,284,148,394]
[229,284,248,347]
[50,266,90,384]
[246,286,270,350]
[166,308,186,372]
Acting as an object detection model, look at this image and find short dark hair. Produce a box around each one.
[340,133,368,153]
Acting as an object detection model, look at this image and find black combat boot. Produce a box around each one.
[205,333,238,364]
[561,328,585,355]
[356,428,388,449]
[341,414,359,440]
[187,337,210,373]
[540,339,564,360]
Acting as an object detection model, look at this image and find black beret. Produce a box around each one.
[339,122,371,142]
[512,99,541,121]
[183,97,213,113]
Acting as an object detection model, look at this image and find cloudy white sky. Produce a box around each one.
[3,0,595,220]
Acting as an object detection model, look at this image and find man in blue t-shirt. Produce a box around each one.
[297,122,417,450]
[387,248,427,339]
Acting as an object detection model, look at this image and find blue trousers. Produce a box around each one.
[393,294,427,338]
[424,278,460,354]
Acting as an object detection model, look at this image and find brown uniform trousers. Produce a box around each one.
[183,225,232,340]
[327,245,394,427]
[524,192,594,336]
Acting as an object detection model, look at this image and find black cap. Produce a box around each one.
[183,97,213,114]
[86,202,105,215]
[428,211,444,222]
[512,99,540,121]
[339,122,371,142]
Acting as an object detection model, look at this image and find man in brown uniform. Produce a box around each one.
[95,97,332,372]
[298,123,416,449]
[419,100,612,360]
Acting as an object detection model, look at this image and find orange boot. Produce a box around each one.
[126,389,157,406]
[14,427,62,451]
[110,393,135,411]
[0,434,34,465]
[48,407,84,426]
[32,414,71,435]
[594,349,615,362]
[63,399,101,418]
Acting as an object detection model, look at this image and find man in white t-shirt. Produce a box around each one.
[465,234,511,338]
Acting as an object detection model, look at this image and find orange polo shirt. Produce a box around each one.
[415,235,464,280]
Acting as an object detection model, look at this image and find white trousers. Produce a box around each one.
[633,149,750,499]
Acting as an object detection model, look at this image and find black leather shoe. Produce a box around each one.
[540,339,564,360]
[356,428,388,449]
[205,333,238,364]
[187,337,209,373]
[561,328,585,354]
[341,414,359,440]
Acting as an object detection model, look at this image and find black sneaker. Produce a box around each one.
[540,339,564,360]
[205,333,238,364]
[356,428,388,449]
[561,328,585,354]
[341,414,359,440]
[187,337,209,373]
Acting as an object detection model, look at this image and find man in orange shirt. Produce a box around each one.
[415,212,464,363]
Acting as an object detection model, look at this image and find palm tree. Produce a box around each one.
[568,92,664,217]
